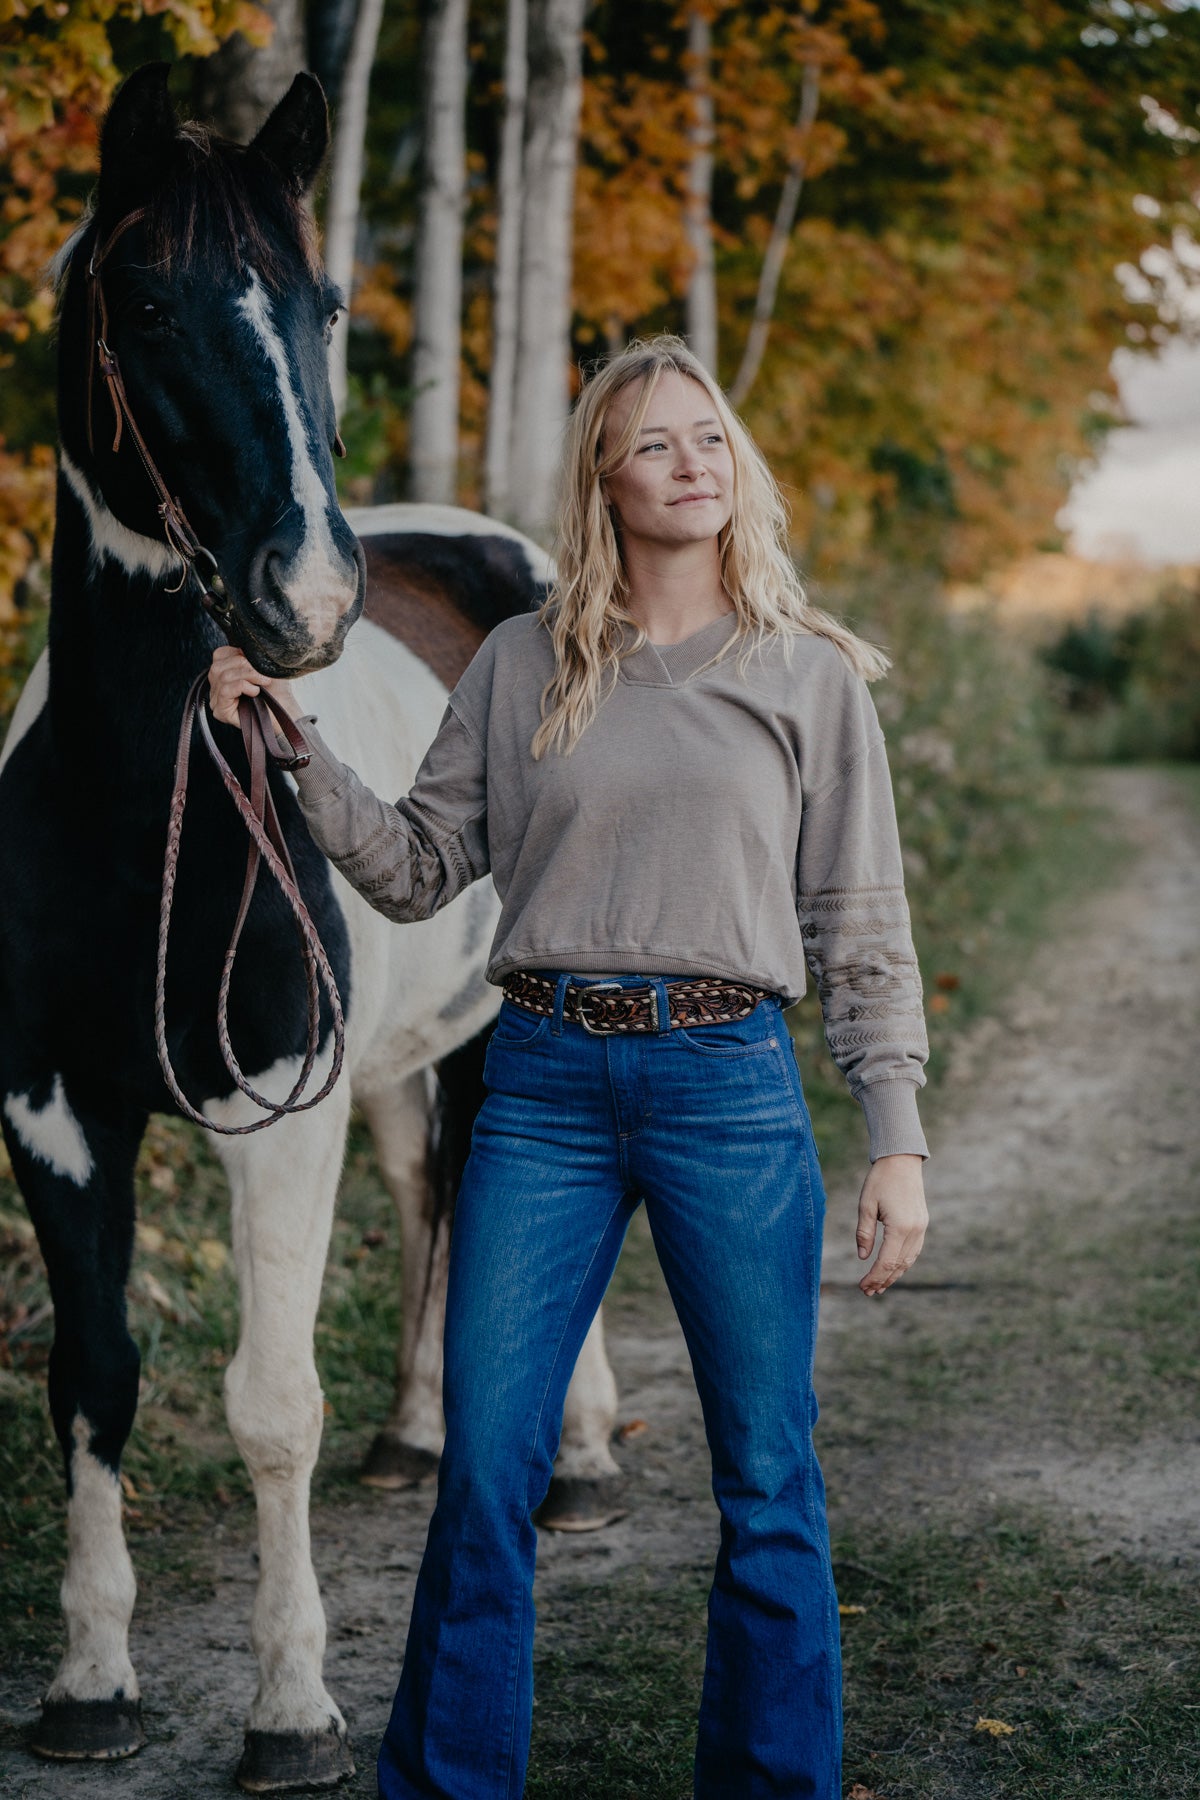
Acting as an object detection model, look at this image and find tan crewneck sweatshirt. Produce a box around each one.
[291,611,929,1160]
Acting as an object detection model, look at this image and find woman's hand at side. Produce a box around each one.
[855,1154,928,1297]
[208,646,300,728]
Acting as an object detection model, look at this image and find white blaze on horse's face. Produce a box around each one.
[237,269,359,648]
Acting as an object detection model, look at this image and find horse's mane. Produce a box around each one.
[53,121,321,293]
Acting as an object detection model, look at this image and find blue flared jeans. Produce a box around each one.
[377,975,842,1800]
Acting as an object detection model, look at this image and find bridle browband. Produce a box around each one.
[83,203,347,1134]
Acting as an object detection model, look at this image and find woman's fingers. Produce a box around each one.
[859,1221,926,1297]
[856,1190,879,1259]
[207,647,274,727]
[855,1156,928,1297]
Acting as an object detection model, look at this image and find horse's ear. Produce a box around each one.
[250,74,329,196]
[97,63,179,222]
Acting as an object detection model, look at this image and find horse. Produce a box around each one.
[0,62,622,1793]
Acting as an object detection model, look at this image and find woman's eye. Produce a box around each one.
[639,441,667,453]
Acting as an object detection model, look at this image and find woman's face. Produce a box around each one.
[602,371,735,550]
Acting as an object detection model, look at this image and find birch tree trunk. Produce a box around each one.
[508,0,587,540]
[324,0,386,421]
[191,0,307,142]
[684,8,718,376]
[728,61,820,410]
[408,0,470,504]
[484,0,529,518]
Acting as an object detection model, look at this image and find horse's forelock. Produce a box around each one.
[140,125,320,292]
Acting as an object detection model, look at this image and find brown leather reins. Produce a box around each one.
[87,207,346,1134]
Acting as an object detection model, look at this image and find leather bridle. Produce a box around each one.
[85,205,347,1134]
[87,207,237,635]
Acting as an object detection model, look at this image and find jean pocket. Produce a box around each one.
[674,1003,780,1057]
[488,1001,551,1049]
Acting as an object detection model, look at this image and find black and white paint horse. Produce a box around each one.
[0,64,621,1792]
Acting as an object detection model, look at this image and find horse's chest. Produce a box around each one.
[0,736,350,1109]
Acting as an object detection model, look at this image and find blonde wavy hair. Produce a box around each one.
[532,334,888,757]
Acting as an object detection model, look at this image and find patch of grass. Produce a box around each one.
[836,1511,1200,1799]
[521,1508,1200,1800]
[527,1568,707,1800]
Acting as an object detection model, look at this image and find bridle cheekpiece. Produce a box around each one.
[85,204,237,634]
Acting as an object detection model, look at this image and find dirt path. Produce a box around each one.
[1,766,1196,1798]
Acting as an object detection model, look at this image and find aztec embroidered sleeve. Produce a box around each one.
[289,703,491,924]
[795,733,930,1161]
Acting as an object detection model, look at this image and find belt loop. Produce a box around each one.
[650,976,672,1037]
[551,971,571,1037]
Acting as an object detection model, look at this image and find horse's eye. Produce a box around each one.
[133,300,168,336]
[324,308,341,346]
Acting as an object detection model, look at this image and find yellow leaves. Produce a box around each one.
[974,1716,1016,1737]
[193,1237,228,1276]
[838,1602,868,1616]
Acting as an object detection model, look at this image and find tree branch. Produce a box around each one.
[727,59,820,411]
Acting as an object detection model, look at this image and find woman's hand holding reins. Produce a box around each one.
[855,1154,928,1297]
[208,646,300,728]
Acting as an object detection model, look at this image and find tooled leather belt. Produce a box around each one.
[502,971,770,1036]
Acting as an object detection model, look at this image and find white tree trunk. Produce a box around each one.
[191,0,307,142]
[324,0,386,422]
[684,8,718,376]
[508,0,586,540]
[728,61,820,411]
[484,0,529,517]
[409,0,470,504]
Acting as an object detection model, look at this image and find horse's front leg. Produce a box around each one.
[1,1076,147,1761]
[213,1073,355,1795]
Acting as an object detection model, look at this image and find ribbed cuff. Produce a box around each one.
[289,716,353,808]
[858,1080,929,1162]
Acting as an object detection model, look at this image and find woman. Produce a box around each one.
[209,335,929,1800]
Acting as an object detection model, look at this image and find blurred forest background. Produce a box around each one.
[2,0,1200,751]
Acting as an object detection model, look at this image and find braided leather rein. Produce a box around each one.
[86,207,347,1133]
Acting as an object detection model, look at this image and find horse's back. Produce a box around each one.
[347,502,549,690]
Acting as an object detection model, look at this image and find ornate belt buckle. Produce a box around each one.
[575,980,638,1035]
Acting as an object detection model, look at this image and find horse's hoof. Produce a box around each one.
[236,1724,354,1793]
[30,1695,146,1760]
[536,1474,628,1533]
[359,1432,440,1490]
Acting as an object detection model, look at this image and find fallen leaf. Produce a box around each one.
[194,1237,228,1275]
[119,1472,138,1501]
[1015,1665,1028,1677]
[137,1270,183,1321]
[934,971,961,991]
[839,1603,868,1616]
[974,1717,1015,1737]
[617,1418,649,1442]
[135,1222,165,1255]
[848,1786,884,1798]
[929,993,951,1014]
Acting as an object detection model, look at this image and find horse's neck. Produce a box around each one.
[47,475,216,812]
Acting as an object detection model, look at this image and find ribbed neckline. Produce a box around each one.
[617,612,739,687]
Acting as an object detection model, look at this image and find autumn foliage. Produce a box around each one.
[3,0,1200,633]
